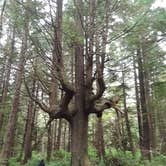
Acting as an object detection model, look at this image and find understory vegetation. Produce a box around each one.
[9,149,166,166]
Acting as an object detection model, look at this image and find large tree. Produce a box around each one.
[25,0,121,165]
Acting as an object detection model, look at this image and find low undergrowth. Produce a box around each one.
[9,148,166,166]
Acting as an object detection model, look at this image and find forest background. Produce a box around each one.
[0,0,166,165]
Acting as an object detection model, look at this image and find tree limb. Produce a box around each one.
[24,78,50,114]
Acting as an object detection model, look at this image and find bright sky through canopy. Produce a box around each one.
[152,0,166,8]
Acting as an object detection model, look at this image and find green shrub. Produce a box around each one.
[88,146,99,164]
[9,149,166,166]
[104,148,166,166]
[49,150,71,166]
[9,150,70,166]
[26,151,44,166]
[9,157,21,166]
[98,157,106,166]
[54,149,70,160]
[147,154,166,166]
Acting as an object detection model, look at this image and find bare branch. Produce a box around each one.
[89,96,122,115]
[24,78,50,113]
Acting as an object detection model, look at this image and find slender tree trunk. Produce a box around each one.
[0,113,4,134]
[0,56,6,93]
[18,81,38,162]
[149,110,157,155]
[22,79,36,164]
[0,0,6,38]
[55,119,62,150]
[143,52,157,155]
[157,110,166,155]
[17,128,26,162]
[95,117,105,160]
[31,83,39,152]
[137,48,151,159]
[154,83,166,155]
[133,55,143,150]
[63,121,67,150]
[122,69,134,154]
[115,111,122,149]
[67,123,71,152]
[47,123,52,162]
[53,120,58,151]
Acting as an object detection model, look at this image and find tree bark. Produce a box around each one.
[122,68,134,154]
[67,123,71,152]
[0,0,6,38]
[133,55,143,150]
[71,114,89,166]
[70,5,90,161]
[47,123,52,162]
[63,121,67,150]
[55,119,62,150]
[53,120,58,151]
[95,117,105,160]
[157,110,166,155]
[22,79,36,164]
[143,50,156,155]
[137,48,151,159]
[115,111,122,149]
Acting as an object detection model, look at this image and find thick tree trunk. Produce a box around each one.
[70,9,90,162]
[71,114,90,166]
